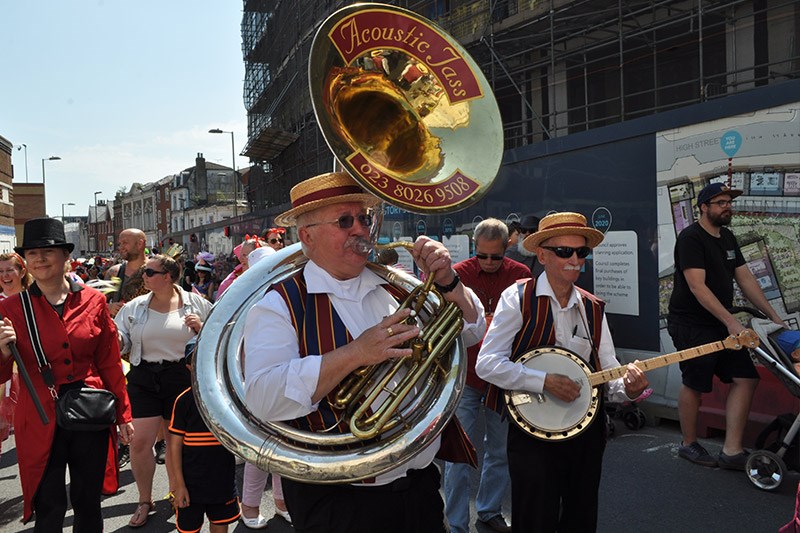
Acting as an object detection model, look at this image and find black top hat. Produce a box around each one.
[14,217,75,254]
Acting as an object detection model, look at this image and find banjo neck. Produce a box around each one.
[587,329,760,388]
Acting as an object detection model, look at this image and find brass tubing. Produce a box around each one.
[333,364,381,410]
[350,305,463,439]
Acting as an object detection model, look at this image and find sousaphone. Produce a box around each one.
[194,3,502,483]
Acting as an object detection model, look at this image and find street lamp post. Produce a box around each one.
[208,129,238,218]
[14,144,29,182]
[41,156,61,215]
[61,202,75,221]
[93,191,102,254]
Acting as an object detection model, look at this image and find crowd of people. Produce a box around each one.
[0,178,791,532]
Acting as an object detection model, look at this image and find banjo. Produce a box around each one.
[504,329,760,441]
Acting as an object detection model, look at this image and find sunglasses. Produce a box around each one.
[475,253,504,261]
[519,227,535,233]
[305,212,373,230]
[269,237,284,244]
[144,268,168,277]
[541,246,592,259]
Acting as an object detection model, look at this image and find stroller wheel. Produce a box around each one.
[746,450,787,491]
[623,410,646,430]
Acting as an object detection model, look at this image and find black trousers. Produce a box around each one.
[282,463,446,533]
[33,426,109,533]
[508,413,606,533]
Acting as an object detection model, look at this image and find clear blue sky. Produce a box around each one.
[1,1,249,218]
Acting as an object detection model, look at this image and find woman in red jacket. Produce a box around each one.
[0,218,133,532]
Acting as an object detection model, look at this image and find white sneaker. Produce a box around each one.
[276,507,292,524]
[240,512,268,529]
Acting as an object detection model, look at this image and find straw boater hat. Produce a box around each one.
[522,212,604,252]
[274,172,380,227]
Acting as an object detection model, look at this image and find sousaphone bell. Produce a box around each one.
[193,2,503,483]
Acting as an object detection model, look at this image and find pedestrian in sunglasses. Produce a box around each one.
[444,218,530,533]
[263,227,286,251]
[114,254,212,528]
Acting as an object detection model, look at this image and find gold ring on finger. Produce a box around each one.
[387,326,394,337]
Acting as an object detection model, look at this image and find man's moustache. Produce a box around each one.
[346,236,372,255]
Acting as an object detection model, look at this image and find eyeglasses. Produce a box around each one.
[144,268,168,277]
[475,253,504,261]
[304,212,373,229]
[707,200,735,208]
[519,227,535,234]
[269,237,284,244]
[541,246,592,259]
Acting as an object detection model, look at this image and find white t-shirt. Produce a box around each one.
[141,308,194,363]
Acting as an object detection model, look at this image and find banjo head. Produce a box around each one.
[504,346,599,441]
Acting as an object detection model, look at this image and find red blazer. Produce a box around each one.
[0,278,132,523]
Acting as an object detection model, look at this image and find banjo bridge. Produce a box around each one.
[510,393,534,406]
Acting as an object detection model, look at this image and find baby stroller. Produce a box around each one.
[605,388,653,438]
[734,307,800,491]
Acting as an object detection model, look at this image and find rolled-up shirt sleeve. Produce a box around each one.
[475,284,546,393]
[243,291,323,421]
[114,305,133,355]
[459,286,486,348]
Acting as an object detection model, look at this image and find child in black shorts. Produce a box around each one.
[167,348,239,533]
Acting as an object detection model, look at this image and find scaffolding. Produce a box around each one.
[241,0,800,210]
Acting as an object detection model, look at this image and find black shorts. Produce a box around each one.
[175,496,239,533]
[667,321,759,393]
[126,361,191,419]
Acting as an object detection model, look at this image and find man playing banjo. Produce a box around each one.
[476,212,648,533]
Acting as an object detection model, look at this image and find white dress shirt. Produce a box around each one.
[475,272,632,403]
[244,259,485,484]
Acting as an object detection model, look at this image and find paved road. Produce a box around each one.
[0,416,796,532]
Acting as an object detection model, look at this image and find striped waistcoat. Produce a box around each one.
[271,269,381,434]
[484,277,606,414]
[270,269,477,465]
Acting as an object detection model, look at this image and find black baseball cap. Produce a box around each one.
[696,182,742,206]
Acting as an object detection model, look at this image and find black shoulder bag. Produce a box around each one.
[21,291,117,431]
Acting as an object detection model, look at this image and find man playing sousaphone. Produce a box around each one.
[243,171,485,533]
[476,212,648,533]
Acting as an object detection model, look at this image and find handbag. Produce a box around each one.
[21,290,117,431]
[55,387,116,431]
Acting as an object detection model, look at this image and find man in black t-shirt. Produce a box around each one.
[668,182,786,470]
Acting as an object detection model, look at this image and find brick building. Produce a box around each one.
[0,136,15,252]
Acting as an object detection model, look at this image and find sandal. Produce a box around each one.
[128,501,155,528]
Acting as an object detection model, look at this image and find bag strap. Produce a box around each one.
[20,290,58,400]
[112,261,128,303]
